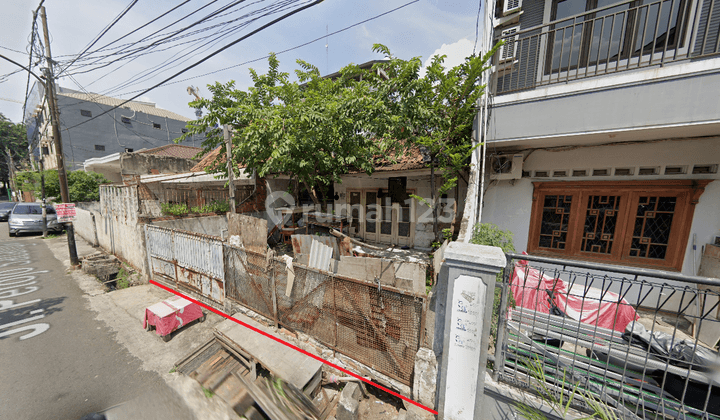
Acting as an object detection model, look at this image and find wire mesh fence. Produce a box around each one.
[224,245,425,385]
[493,252,720,420]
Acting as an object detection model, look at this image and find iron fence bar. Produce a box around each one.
[492,257,514,381]
[594,17,608,76]
[638,4,652,68]
[661,0,677,63]
[649,0,664,65]
[504,252,720,286]
[604,12,618,74]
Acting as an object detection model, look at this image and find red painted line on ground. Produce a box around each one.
[150,280,438,416]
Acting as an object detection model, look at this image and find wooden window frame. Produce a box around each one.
[527,180,711,271]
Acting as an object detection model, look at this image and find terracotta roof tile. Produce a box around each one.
[139,144,203,160]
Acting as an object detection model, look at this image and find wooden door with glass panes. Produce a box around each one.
[364,190,379,243]
[348,189,415,246]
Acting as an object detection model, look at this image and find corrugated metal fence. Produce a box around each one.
[146,225,225,303]
[145,224,426,385]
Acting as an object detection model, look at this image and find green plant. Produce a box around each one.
[161,202,189,216]
[116,264,131,289]
[15,169,109,202]
[189,200,230,214]
[202,386,214,398]
[169,366,176,374]
[470,223,516,346]
[42,233,61,239]
[515,357,618,420]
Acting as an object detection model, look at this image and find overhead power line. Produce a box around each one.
[63,0,324,132]
[113,0,420,96]
[56,0,139,77]
[97,0,302,97]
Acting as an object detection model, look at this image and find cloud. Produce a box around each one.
[421,37,475,76]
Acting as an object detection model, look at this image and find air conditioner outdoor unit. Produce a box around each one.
[503,0,522,15]
[498,26,520,62]
[489,154,524,180]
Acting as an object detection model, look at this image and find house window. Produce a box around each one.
[546,0,690,74]
[527,180,710,270]
[41,146,49,155]
[153,123,161,129]
[125,148,133,153]
[121,117,131,124]
[95,145,105,151]
[80,109,92,117]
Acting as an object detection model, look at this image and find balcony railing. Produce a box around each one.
[495,0,719,95]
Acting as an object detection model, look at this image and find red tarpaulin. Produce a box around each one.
[510,261,638,332]
[144,295,204,337]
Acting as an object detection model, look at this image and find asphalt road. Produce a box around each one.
[0,224,193,420]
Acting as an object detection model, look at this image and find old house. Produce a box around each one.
[83,144,203,183]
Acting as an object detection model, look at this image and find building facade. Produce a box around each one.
[29,85,201,171]
[472,0,720,276]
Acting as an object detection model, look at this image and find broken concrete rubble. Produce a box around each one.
[81,253,120,280]
[336,382,362,420]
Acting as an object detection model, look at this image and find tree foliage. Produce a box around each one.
[0,113,29,187]
[181,43,499,215]
[364,44,499,197]
[16,170,109,202]
[181,54,398,203]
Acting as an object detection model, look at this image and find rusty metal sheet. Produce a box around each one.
[227,213,267,254]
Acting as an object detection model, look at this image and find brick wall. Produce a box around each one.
[236,177,266,213]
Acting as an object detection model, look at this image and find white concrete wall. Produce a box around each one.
[74,206,149,275]
[481,138,720,277]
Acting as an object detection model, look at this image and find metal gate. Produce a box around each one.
[145,225,225,304]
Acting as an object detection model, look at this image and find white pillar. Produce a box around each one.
[434,242,506,420]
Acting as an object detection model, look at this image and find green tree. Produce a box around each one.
[181,54,396,205]
[15,169,108,202]
[0,113,29,194]
[181,43,499,219]
[363,44,500,241]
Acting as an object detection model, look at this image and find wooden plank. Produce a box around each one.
[214,313,323,390]
[205,359,241,390]
[193,351,228,383]
[232,371,294,420]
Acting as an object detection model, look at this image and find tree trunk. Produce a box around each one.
[303,181,321,205]
[431,159,438,243]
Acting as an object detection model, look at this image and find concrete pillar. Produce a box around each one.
[434,242,506,420]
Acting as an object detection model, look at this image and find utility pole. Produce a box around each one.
[40,6,78,265]
[224,125,236,213]
[40,159,47,238]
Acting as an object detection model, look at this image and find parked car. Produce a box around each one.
[0,202,16,221]
[8,203,63,237]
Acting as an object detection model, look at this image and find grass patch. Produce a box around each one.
[42,233,61,239]
[202,386,214,398]
[116,263,132,289]
[169,366,176,374]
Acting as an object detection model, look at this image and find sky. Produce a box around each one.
[0,0,484,125]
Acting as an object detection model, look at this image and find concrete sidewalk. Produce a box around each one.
[45,232,240,420]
